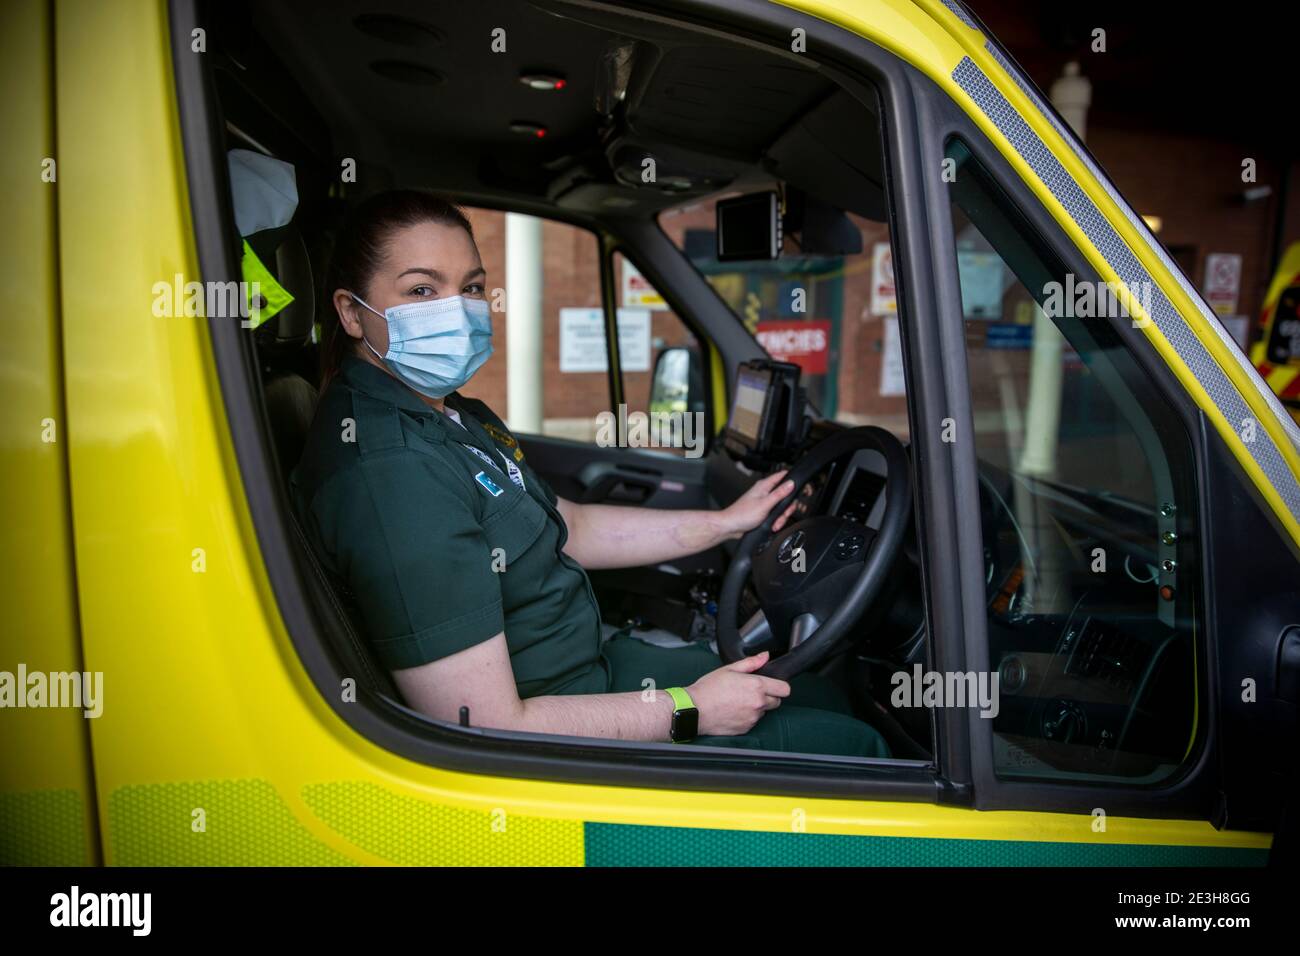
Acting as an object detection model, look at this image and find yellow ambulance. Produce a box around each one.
[3,0,1297,866]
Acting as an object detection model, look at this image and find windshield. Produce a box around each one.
[659,196,909,439]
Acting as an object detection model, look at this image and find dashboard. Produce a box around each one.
[975,466,1196,780]
[766,432,1194,779]
[780,442,891,528]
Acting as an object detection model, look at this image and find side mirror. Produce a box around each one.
[650,346,705,416]
[649,347,705,451]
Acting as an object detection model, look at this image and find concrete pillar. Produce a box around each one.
[1017,60,1092,482]
[1050,61,1092,140]
[1016,60,1094,482]
[1017,304,1065,478]
[505,212,543,433]
[1013,62,1092,611]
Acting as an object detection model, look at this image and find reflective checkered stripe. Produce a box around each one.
[1,776,1258,865]
[938,0,979,31]
[93,776,1268,866]
[0,789,90,865]
[950,54,1300,528]
[977,41,1300,457]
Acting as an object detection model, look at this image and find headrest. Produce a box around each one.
[261,228,315,348]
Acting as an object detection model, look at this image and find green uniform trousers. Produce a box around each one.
[600,635,890,758]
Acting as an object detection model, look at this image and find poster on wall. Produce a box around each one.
[755,319,832,374]
[1203,252,1242,315]
[871,242,896,316]
[622,259,669,310]
[957,249,1004,319]
[559,307,652,372]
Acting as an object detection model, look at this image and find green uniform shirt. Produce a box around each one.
[290,355,609,698]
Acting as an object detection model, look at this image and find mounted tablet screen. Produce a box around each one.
[730,365,772,444]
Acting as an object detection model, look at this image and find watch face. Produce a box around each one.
[671,706,699,742]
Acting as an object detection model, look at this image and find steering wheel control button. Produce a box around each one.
[834,532,865,560]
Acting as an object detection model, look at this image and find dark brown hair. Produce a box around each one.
[320,190,475,388]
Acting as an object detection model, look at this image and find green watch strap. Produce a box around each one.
[665,686,695,710]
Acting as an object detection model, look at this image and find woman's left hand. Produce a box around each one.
[722,470,799,538]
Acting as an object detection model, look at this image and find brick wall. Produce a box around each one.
[459,208,699,436]
[1086,129,1296,336]
[461,198,916,433]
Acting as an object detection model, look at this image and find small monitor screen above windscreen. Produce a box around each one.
[716,192,781,261]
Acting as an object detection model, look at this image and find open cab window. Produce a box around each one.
[945,139,1202,785]
[659,195,910,440]
[186,0,993,797]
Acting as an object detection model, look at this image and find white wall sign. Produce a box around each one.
[879,316,906,397]
[957,249,1004,319]
[559,308,652,372]
[1204,252,1242,315]
[871,242,896,316]
[622,259,669,310]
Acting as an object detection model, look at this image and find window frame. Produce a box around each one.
[652,195,911,430]
[174,0,971,803]
[603,240,719,453]
[444,203,719,454]
[435,202,612,442]
[921,97,1223,818]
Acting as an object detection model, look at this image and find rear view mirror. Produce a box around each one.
[716,192,781,261]
[784,191,863,257]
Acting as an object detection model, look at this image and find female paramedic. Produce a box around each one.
[291,190,890,758]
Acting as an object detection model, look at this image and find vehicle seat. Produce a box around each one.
[251,226,319,481]
[248,223,402,702]
[264,371,318,483]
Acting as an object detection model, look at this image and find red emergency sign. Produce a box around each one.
[756,319,832,374]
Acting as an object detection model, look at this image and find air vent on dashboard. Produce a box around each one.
[1064,619,1146,690]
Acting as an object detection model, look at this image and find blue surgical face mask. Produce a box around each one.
[351,292,493,399]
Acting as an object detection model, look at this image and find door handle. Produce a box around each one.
[580,472,656,504]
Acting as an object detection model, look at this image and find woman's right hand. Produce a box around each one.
[686,651,791,736]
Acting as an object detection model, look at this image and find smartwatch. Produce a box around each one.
[665,686,699,743]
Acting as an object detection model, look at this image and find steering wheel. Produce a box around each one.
[716,427,912,680]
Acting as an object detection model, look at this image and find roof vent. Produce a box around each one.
[370,61,443,86]
[354,15,444,47]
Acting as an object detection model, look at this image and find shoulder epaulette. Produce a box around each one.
[351,393,408,456]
